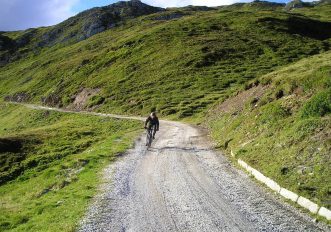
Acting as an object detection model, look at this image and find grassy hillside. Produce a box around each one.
[207,51,331,210]
[0,102,141,231]
[1,5,331,119]
[291,3,331,21]
[0,1,331,228]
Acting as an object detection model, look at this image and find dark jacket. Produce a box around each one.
[145,116,159,130]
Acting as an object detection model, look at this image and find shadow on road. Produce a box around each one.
[147,146,210,153]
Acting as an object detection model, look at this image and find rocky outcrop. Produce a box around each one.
[284,0,313,10]
[1,0,164,64]
[16,29,38,47]
[0,34,17,66]
[69,88,100,110]
[41,94,62,107]
[36,0,164,47]
[4,92,30,102]
[0,34,16,51]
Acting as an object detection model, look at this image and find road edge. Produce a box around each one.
[234,151,331,222]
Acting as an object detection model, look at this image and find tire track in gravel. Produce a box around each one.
[15,103,329,232]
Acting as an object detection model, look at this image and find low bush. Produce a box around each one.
[87,95,105,108]
[259,102,290,123]
[301,88,331,118]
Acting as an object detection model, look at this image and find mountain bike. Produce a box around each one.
[145,127,155,148]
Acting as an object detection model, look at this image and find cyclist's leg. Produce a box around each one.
[152,125,157,139]
[146,126,152,145]
[148,128,153,146]
[146,131,149,146]
[146,128,151,146]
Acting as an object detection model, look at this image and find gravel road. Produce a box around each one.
[13,103,328,231]
[77,120,328,232]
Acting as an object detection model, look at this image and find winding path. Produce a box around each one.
[18,103,329,231]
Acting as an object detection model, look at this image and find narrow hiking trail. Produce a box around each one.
[18,103,328,231]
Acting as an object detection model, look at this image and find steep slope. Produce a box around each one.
[34,0,163,47]
[222,1,285,11]
[285,0,313,11]
[0,0,163,65]
[207,51,331,209]
[1,5,331,119]
[292,2,331,21]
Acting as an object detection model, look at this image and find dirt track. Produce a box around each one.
[75,119,327,232]
[13,103,328,231]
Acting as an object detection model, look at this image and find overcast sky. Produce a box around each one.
[1,0,291,31]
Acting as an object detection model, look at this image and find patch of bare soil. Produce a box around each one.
[68,88,100,110]
[216,85,268,114]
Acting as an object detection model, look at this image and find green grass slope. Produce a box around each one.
[0,2,331,227]
[1,5,331,119]
[0,102,141,231]
[207,51,331,211]
[289,2,331,21]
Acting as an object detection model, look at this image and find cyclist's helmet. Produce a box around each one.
[150,112,156,117]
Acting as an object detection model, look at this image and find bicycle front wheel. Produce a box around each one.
[146,129,153,147]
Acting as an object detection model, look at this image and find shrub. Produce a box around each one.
[293,118,324,140]
[258,94,273,107]
[274,89,284,99]
[87,96,105,108]
[178,108,194,118]
[259,102,290,123]
[259,76,272,86]
[61,95,73,106]
[301,89,331,118]
[150,106,157,112]
[161,108,177,115]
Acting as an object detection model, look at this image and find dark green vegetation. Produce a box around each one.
[0,102,141,231]
[0,0,331,228]
[1,1,331,119]
[208,51,331,210]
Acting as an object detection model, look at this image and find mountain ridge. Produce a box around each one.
[0,0,164,66]
[1,3,330,117]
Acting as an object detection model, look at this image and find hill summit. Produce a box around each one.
[1,0,164,49]
[285,0,310,10]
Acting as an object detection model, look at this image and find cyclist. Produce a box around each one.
[144,112,159,141]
